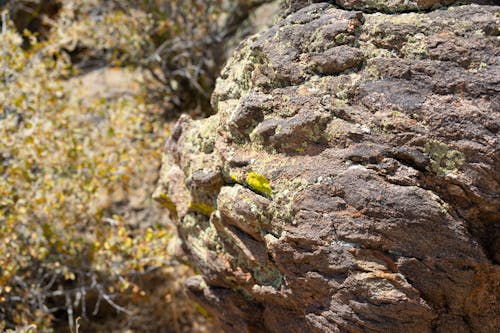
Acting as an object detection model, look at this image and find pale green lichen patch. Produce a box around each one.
[426,190,451,214]
[363,43,396,61]
[246,172,273,197]
[187,117,219,154]
[252,265,283,289]
[270,177,310,227]
[401,33,429,60]
[424,140,465,175]
[180,214,222,261]
[326,119,350,140]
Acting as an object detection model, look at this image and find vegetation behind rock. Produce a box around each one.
[0,0,274,331]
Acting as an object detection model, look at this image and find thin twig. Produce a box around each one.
[66,293,74,333]
[96,284,132,315]
[1,11,7,35]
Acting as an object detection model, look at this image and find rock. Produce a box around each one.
[284,0,499,13]
[156,3,499,332]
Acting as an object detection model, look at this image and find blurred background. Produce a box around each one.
[0,0,279,331]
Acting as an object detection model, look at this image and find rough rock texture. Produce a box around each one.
[284,0,498,13]
[155,2,500,332]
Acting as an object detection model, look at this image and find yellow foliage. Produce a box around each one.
[0,0,246,330]
[0,14,172,331]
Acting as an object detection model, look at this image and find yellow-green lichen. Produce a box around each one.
[155,192,178,218]
[246,172,272,197]
[188,202,216,217]
[424,140,465,175]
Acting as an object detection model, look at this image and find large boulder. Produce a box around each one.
[155,2,499,332]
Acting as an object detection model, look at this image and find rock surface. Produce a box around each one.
[284,0,498,13]
[155,2,500,332]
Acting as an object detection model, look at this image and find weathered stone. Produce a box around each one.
[284,0,499,13]
[156,3,499,332]
[307,45,365,75]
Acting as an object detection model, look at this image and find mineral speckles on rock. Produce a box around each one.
[157,3,500,333]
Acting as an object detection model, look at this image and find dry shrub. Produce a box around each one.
[0,0,271,331]
[0,4,214,332]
